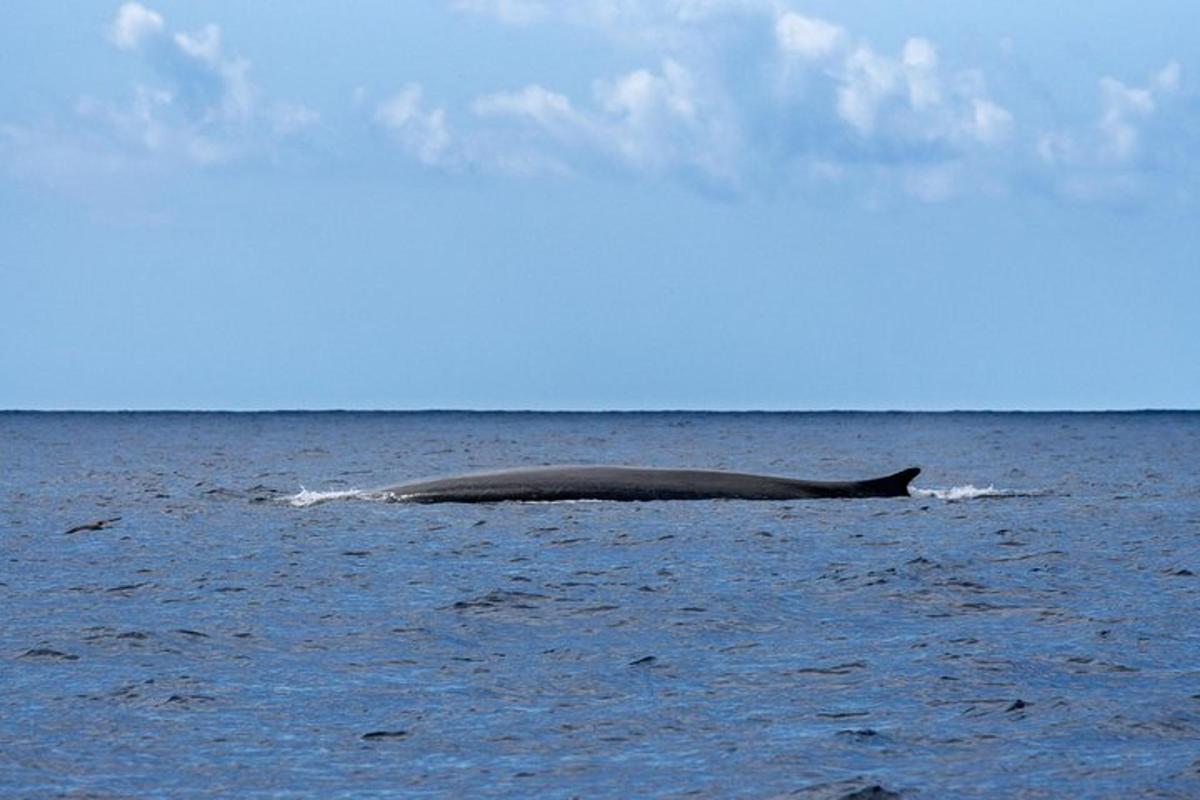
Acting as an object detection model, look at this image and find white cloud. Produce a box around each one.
[12,0,1190,207]
[775,13,843,61]
[826,36,1012,155]
[2,3,318,187]
[1154,61,1182,93]
[835,45,900,135]
[1031,61,1186,203]
[439,0,1021,198]
[594,60,718,171]
[1097,77,1154,162]
[149,25,256,126]
[375,85,454,166]
[109,2,164,50]
[969,99,1013,144]
[1036,131,1076,166]
[270,102,321,135]
[901,37,936,70]
[1040,62,1182,169]
[462,59,739,183]
[598,60,696,121]
[901,38,940,111]
[1096,65,1183,163]
[415,1,1023,199]
[472,85,585,131]
[174,24,222,64]
[106,6,316,152]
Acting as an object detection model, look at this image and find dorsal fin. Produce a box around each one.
[858,466,921,497]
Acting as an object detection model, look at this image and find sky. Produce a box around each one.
[1,1,1197,410]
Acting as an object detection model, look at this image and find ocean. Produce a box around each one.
[2,411,1198,798]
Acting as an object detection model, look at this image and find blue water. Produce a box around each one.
[2,412,1198,798]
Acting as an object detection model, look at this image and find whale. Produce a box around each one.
[380,465,920,504]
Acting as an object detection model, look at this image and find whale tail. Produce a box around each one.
[857,466,921,497]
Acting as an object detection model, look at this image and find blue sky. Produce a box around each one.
[2,1,1197,410]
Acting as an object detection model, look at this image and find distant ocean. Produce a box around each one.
[3,411,1198,798]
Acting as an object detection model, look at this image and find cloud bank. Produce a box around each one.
[1,2,1191,206]
[365,0,1188,204]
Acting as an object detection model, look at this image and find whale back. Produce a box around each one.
[381,465,921,504]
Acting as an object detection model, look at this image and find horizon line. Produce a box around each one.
[2,407,1197,414]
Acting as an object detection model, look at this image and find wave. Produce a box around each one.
[288,487,372,507]
[912,485,1045,501]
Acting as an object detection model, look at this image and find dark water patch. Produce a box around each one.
[837,728,881,740]
[20,648,79,661]
[451,589,551,611]
[793,661,868,676]
[159,693,217,708]
[104,582,153,595]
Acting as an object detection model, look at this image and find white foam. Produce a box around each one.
[288,487,368,507]
[912,485,1036,501]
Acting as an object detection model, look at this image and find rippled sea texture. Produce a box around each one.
[3,412,1199,798]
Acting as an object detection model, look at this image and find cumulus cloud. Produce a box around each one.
[109,10,268,130]
[593,60,708,169]
[109,2,163,50]
[472,85,588,139]
[424,0,1019,200]
[464,59,740,184]
[835,45,899,134]
[8,1,1189,206]
[1096,62,1181,162]
[1097,78,1155,162]
[775,12,843,61]
[3,3,318,188]
[1031,62,1186,202]
[375,85,454,167]
[970,99,1013,145]
[1039,62,1182,169]
[779,24,1012,155]
[109,4,320,152]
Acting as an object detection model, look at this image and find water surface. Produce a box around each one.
[2,412,1198,798]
